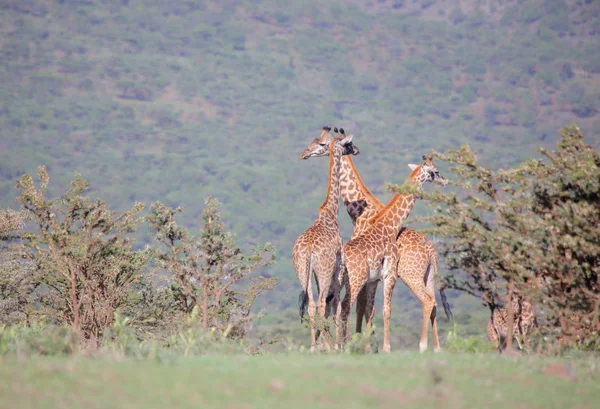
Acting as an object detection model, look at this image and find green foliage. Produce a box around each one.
[444,323,494,354]
[0,323,79,356]
[413,126,599,350]
[345,326,379,355]
[147,197,277,339]
[0,209,38,325]
[15,167,148,342]
[527,126,600,348]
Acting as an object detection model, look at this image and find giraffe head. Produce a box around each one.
[300,127,359,159]
[407,155,447,186]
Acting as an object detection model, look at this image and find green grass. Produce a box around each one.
[1,352,598,409]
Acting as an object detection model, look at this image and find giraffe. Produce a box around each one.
[339,155,446,352]
[488,295,537,352]
[301,129,452,352]
[293,126,358,351]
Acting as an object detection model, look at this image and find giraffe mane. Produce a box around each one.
[345,157,383,209]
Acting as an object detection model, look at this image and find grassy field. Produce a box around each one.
[1,352,598,409]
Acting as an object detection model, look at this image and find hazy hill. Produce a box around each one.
[1,0,598,333]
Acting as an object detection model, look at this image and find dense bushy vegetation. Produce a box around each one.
[1,169,277,352]
[0,209,37,325]
[147,198,276,340]
[15,167,147,343]
[406,126,599,350]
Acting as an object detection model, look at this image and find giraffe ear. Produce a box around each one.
[408,164,418,171]
[339,133,353,144]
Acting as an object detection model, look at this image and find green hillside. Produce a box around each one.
[1,0,599,337]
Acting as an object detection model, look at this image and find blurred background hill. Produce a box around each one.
[1,0,598,343]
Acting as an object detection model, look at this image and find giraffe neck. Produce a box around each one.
[375,192,416,232]
[371,175,422,232]
[339,156,383,231]
[319,140,342,218]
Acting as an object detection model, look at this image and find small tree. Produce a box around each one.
[16,166,148,343]
[520,126,599,347]
[0,209,38,325]
[413,126,599,350]
[147,197,277,340]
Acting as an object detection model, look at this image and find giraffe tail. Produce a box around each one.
[433,251,453,321]
[299,253,313,323]
[439,287,453,321]
[299,290,308,323]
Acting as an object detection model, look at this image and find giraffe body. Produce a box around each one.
[302,132,451,352]
[339,157,445,352]
[294,128,357,351]
[488,296,537,352]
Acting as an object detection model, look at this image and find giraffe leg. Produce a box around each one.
[382,249,399,353]
[326,252,342,321]
[425,265,441,353]
[355,286,367,333]
[355,281,377,352]
[428,255,444,352]
[335,265,348,350]
[305,267,317,352]
[364,281,378,335]
[431,304,440,353]
[341,272,366,347]
[315,273,333,351]
[329,255,343,351]
[382,275,397,353]
[398,262,436,353]
[419,294,436,353]
[340,285,353,345]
